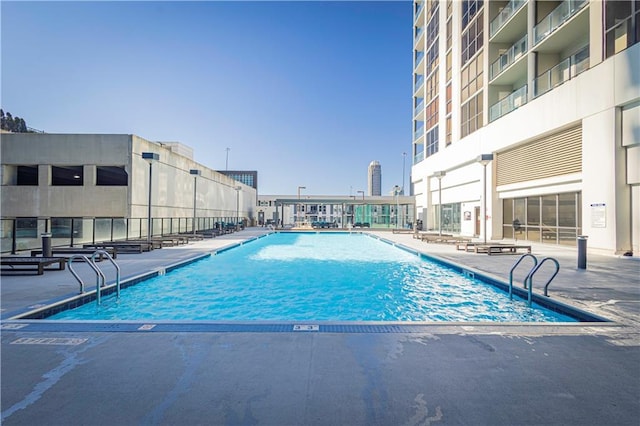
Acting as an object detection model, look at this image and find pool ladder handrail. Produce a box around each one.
[509,253,538,300]
[67,250,121,305]
[524,257,560,306]
[509,254,560,306]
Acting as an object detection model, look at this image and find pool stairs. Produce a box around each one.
[509,254,560,306]
[67,250,121,305]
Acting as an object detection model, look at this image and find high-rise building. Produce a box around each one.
[368,160,382,196]
[411,0,639,255]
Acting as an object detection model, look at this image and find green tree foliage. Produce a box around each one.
[0,109,30,132]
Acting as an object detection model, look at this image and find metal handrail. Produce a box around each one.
[67,255,102,295]
[524,257,560,306]
[509,253,538,300]
[91,250,121,301]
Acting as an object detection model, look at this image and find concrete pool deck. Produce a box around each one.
[1,228,638,425]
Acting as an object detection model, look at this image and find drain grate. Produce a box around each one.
[11,337,87,346]
[293,324,319,331]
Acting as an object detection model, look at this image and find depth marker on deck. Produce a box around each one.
[293,325,319,331]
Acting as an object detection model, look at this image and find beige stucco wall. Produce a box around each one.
[1,133,256,222]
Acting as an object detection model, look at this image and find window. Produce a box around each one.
[462,0,482,28]
[503,193,581,246]
[426,6,439,44]
[461,52,483,102]
[462,11,484,65]
[51,166,83,186]
[461,92,483,138]
[425,70,439,103]
[426,40,439,75]
[426,126,439,157]
[17,165,38,185]
[604,0,640,58]
[426,98,439,129]
[96,166,128,186]
[446,84,452,114]
[446,117,452,146]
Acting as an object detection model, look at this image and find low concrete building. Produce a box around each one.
[258,194,415,229]
[1,133,256,252]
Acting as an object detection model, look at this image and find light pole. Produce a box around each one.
[393,185,401,229]
[433,171,446,236]
[225,147,230,171]
[142,152,159,242]
[190,169,201,235]
[477,154,494,244]
[356,190,364,225]
[402,152,407,195]
[235,185,241,231]
[297,186,306,226]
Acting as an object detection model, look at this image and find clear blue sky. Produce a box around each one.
[1,1,413,195]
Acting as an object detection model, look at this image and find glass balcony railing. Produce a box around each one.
[415,26,424,41]
[414,74,424,92]
[490,0,527,38]
[414,2,425,22]
[414,100,425,116]
[414,151,425,164]
[534,0,587,45]
[533,46,589,97]
[415,50,425,66]
[414,126,425,141]
[489,84,528,121]
[490,34,528,80]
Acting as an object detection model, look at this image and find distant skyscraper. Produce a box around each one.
[368,161,381,196]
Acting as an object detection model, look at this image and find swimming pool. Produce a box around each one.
[49,233,576,322]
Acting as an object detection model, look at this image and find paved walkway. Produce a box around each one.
[1,228,638,425]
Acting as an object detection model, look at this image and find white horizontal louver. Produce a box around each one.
[496,125,582,186]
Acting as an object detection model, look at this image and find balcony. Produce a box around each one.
[489,84,528,122]
[414,99,425,118]
[414,126,425,142]
[414,2,425,24]
[490,34,528,81]
[414,74,425,95]
[413,151,425,165]
[415,26,425,51]
[533,46,589,98]
[414,50,425,70]
[534,0,587,46]
[490,0,527,39]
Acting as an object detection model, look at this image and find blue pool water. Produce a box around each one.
[50,233,576,322]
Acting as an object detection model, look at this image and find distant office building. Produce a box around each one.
[411,0,639,255]
[218,170,258,191]
[368,161,381,196]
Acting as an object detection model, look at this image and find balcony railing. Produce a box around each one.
[414,126,425,141]
[534,0,587,45]
[415,50,425,66]
[490,34,528,80]
[413,151,425,164]
[415,26,424,41]
[489,84,528,121]
[414,99,425,116]
[414,74,425,92]
[414,2,425,22]
[490,0,527,38]
[533,46,589,97]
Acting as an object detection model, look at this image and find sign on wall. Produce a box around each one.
[590,203,606,228]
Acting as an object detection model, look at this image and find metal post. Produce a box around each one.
[483,163,488,244]
[477,154,494,244]
[147,162,152,241]
[438,177,443,236]
[577,235,588,269]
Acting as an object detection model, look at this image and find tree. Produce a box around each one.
[0,110,30,132]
